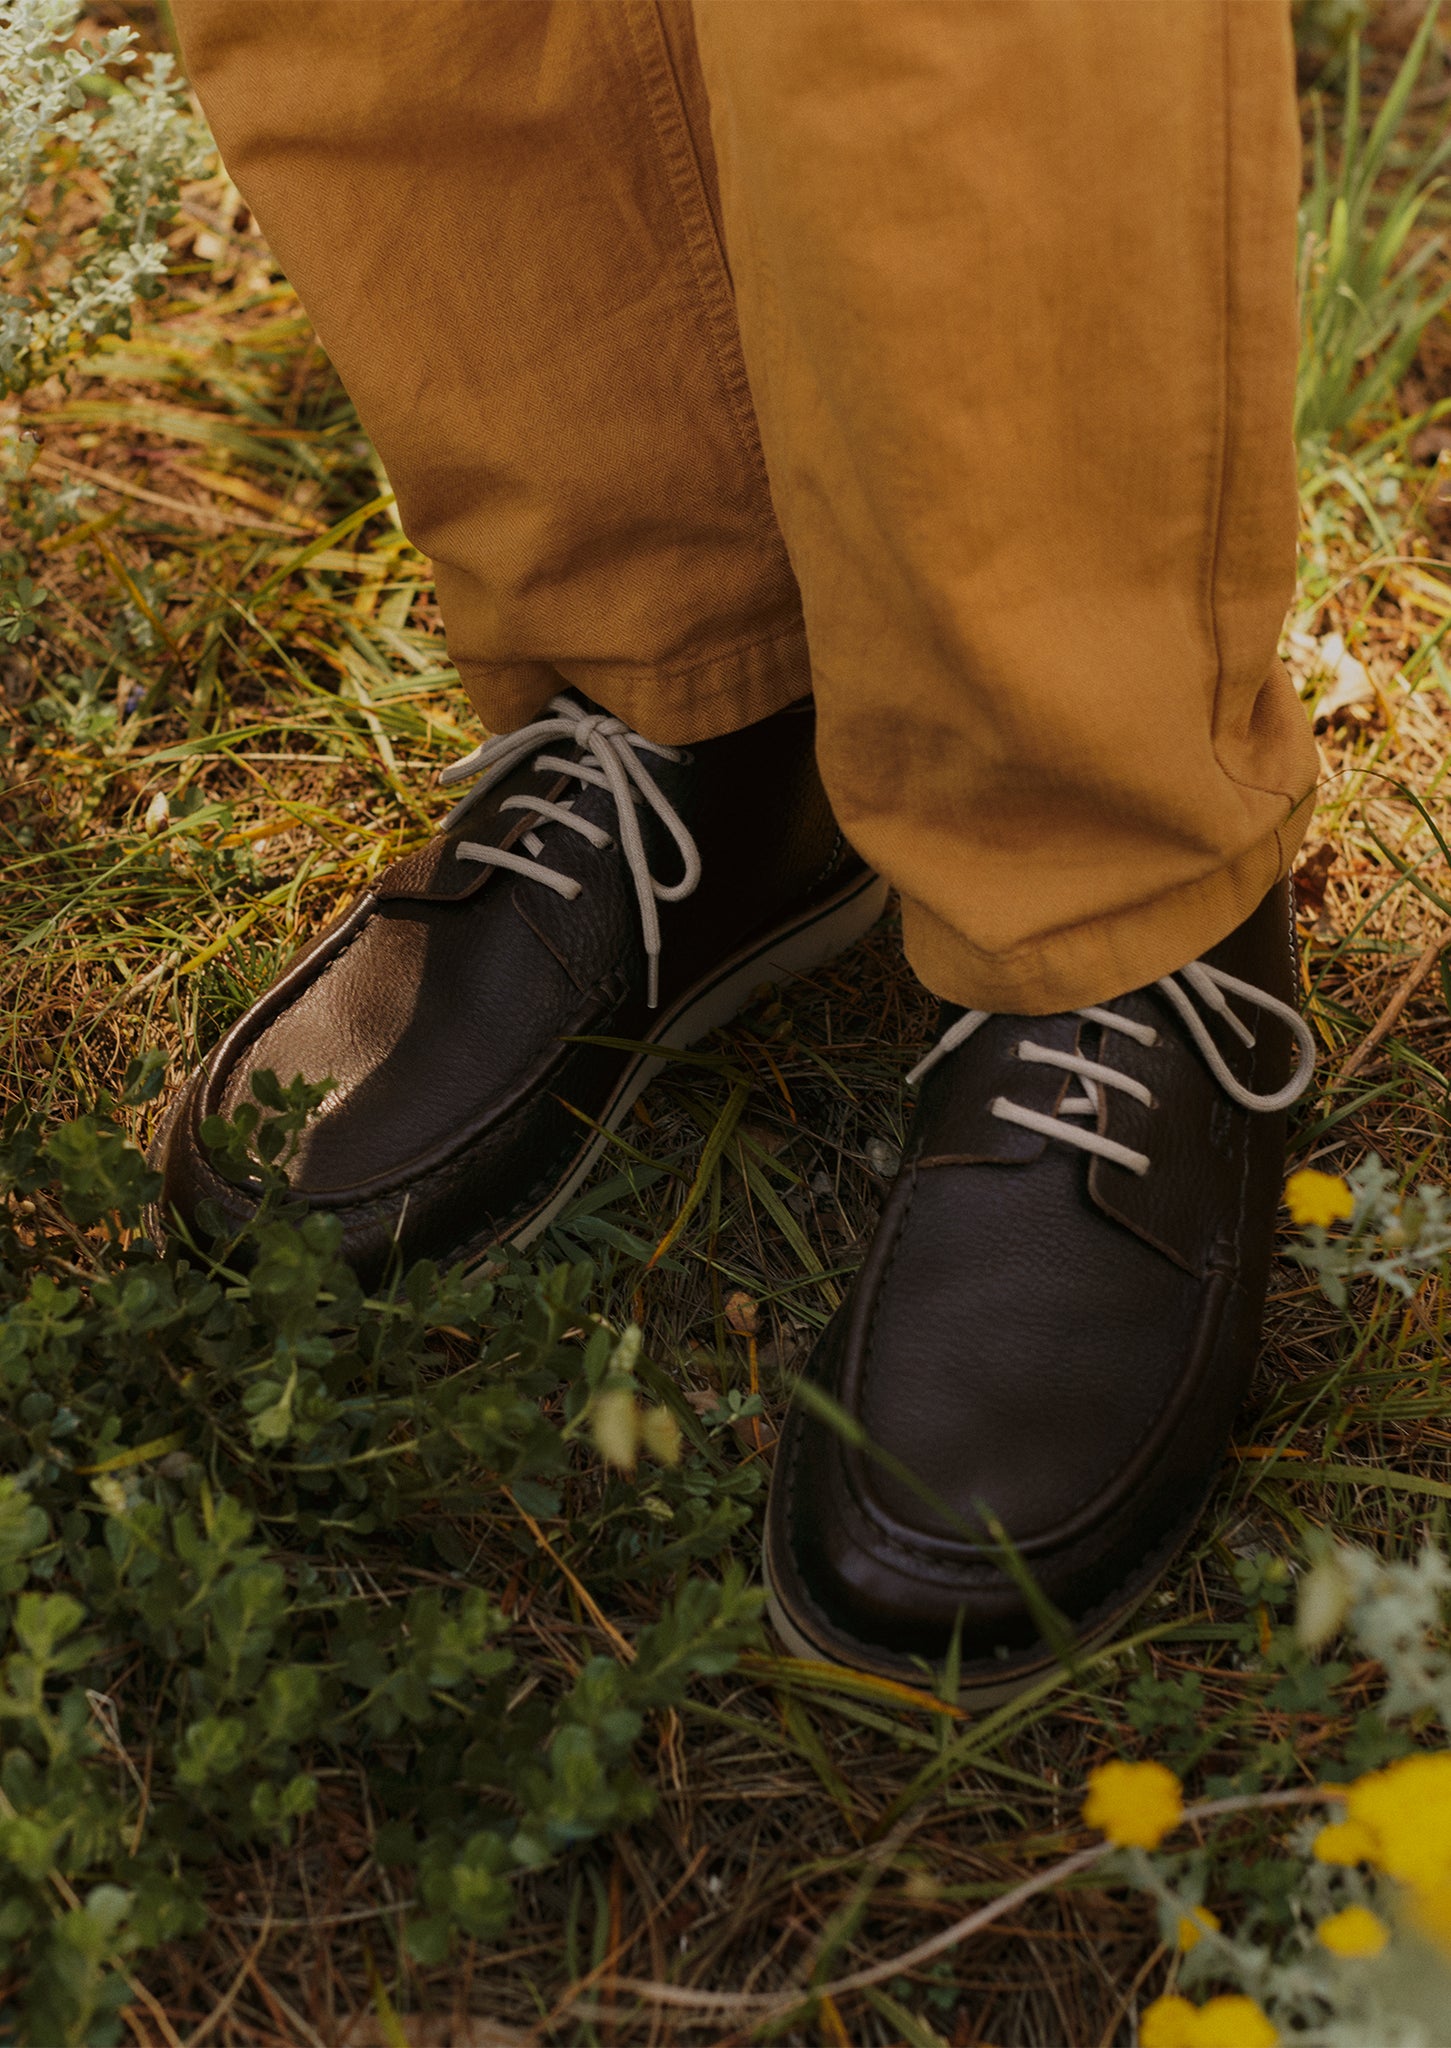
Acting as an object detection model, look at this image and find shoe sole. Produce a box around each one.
[487,869,891,1256]
[760,1509,1190,1710]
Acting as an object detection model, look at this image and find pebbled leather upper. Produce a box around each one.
[157,693,863,1280]
[766,880,1299,1680]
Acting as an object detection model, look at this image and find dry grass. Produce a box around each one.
[5,8,1451,2044]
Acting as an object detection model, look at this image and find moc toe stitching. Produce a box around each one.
[843,1264,1238,1571]
[781,1253,1240,1595]
[773,1440,1203,1678]
[201,946,587,1203]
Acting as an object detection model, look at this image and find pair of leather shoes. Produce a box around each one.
[156,694,1312,1697]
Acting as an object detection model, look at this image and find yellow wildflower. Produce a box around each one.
[1082,1758,1183,1848]
[1317,1904,1389,1958]
[1140,1996,1198,2048]
[1141,1995,1278,2048]
[1313,1818,1377,1866]
[1345,1752,1451,1892]
[1409,1879,1451,1956]
[1176,1904,1221,1951]
[1190,1997,1278,2048]
[1283,1169,1354,1229]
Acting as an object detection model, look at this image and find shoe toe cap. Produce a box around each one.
[764,1237,1259,1689]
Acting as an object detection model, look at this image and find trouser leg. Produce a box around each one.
[175,0,1318,1016]
[170,0,809,743]
[693,0,1319,1012]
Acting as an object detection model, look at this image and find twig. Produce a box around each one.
[182,1914,272,2048]
[543,1847,709,2029]
[504,1487,636,1663]
[1342,931,1446,1077]
[117,1977,187,2048]
[597,1785,1330,2018]
[33,452,312,537]
[224,1939,329,2048]
[220,1901,415,1931]
[82,949,184,1033]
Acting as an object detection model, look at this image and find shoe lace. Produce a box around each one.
[904,960,1316,1177]
[438,693,701,1007]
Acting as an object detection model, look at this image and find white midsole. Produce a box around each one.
[506,871,890,1249]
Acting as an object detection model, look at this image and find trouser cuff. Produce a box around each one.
[902,789,1316,1016]
[456,622,813,746]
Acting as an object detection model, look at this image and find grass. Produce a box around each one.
[4,6,1451,2044]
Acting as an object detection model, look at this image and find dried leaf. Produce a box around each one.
[723,1289,760,1338]
[1310,633,1378,728]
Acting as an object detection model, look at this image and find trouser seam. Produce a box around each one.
[622,0,778,524]
[1202,0,1296,814]
[1204,1,1232,775]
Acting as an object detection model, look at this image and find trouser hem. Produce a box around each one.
[456,621,813,744]
[902,787,1316,1016]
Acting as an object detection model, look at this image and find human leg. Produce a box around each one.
[694,0,1317,1015]
[681,0,1319,1685]
[158,0,884,1278]
[169,0,808,740]
[165,0,1321,1695]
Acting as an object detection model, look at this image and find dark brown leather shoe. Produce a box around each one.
[156,693,885,1283]
[763,881,1314,1702]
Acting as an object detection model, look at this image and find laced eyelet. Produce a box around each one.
[437,693,703,1009]
[906,961,1316,1171]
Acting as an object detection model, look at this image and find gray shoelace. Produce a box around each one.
[438,694,701,1007]
[905,960,1317,1176]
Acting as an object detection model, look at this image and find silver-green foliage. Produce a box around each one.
[1120,1543,1451,2048]
[1289,1154,1451,1305]
[1106,1176,1451,2046]
[0,0,206,398]
[1296,0,1451,453]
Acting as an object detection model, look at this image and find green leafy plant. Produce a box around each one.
[0,1069,763,2043]
[1295,0,1451,452]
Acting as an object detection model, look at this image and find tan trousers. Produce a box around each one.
[172,0,1318,1014]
